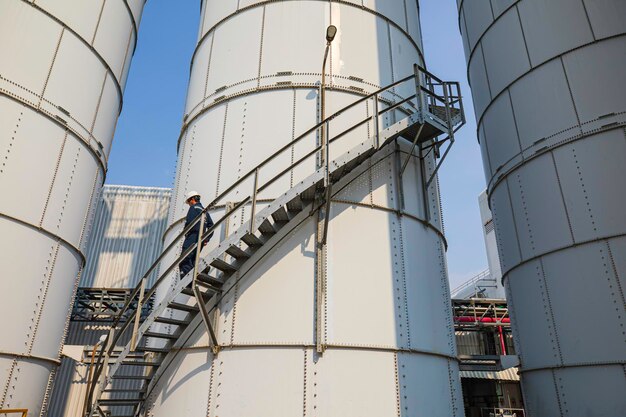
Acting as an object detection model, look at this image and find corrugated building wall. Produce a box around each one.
[81,185,171,288]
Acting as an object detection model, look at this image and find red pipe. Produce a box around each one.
[498,325,507,355]
[454,317,510,323]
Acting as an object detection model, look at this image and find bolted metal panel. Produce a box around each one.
[460,0,626,415]
[0,0,145,414]
[150,0,463,416]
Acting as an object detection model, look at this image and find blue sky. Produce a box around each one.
[106,1,488,289]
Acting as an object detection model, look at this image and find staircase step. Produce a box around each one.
[99,399,142,405]
[301,186,316,201]
[111,375,152,380]
[210,258,238,273]
[225,245,250,260]
[143,331,177,340]
[286,195,304,212]
[197,273,224,287]
[104,388,146,393]
[242,233,264,247]
[154,316,190,326]
[120,361,161,367]
[272,207,290,222]
[181,286,215,298]
[136,346,169,354]
[167,301,199,313]
[258,219,276,235]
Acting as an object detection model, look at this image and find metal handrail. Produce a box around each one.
[85,64,464,415]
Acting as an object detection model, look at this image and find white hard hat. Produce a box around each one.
[185,190,200,202]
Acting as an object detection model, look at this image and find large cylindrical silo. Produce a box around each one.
[0,1,145,415]
[458,0,626,415]
[148,1,463,416]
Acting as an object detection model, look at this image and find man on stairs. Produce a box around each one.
[179,191,214,277]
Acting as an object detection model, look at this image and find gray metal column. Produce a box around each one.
[458,0,626,415]
[0,1,145,415]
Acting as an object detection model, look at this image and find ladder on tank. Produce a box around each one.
[83,64,465,417]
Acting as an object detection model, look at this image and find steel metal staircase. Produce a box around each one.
[83,65,465,417]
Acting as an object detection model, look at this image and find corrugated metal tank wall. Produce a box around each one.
[0,1,145,415]
[81,185,171,288]
[150,1,463,416]
[458,0,626,415]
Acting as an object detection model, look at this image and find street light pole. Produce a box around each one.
[320,25,337,167]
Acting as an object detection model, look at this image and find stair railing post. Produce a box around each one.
[130,277,146,351]
[414,64,425,124]
[249,168,259,234]
[373,93,380,148]
[192,213,220,353]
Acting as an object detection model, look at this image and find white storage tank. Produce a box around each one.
[458,0,626,415]
[0,1,145,415]
[148,1,464,416]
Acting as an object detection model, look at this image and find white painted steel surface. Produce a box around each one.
[152,1,462,416]
[0,1,145,415]
[81,185,171,288]
[459,0,626,415]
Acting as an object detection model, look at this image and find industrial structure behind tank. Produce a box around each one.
[0,0,624,417]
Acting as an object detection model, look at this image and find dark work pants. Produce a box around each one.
[179,244,196,277]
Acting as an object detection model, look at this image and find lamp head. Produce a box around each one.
[326,25,337,43]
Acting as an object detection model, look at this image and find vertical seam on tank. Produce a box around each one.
[39,28,65,109]
[505,177,524,262]
[79,170,101,249]
[290,89,296,188]
[398,214,409,349]
[387,21,395,96]
[59,268,83,363]
[605,241,626,332]
[40,131,68,227]
[402,0,409,33]
[436,176,445,234]
[173,129,189,217]
[559,57,582,128]
[28,242,60,354]
[119,27,134,83]
[579,0,597,41]
[0,359,17,408]
[302,349,308,417]
[480,123,494,177]
[91,0,107,45]
[440,239,455,357]
[215,103,229,197]
[514,5,533,68]
[204,357,215,417]
[230,211,245,345]
[506,89,524,157]
[488,0,496,20]
[478,45,493,98]
[257,5,267,88]
[551,369,566,417]
[515,172,536,255]
[0,109,24,176]
[550,152,575,244]
[570,146,597,236]
[539,258,564,365]
[394,353,401,417]
[203,33,216,109]
[39,364,57,417]
[447,360,458,417]
[89,72,108,135]
[54,145,81,235]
